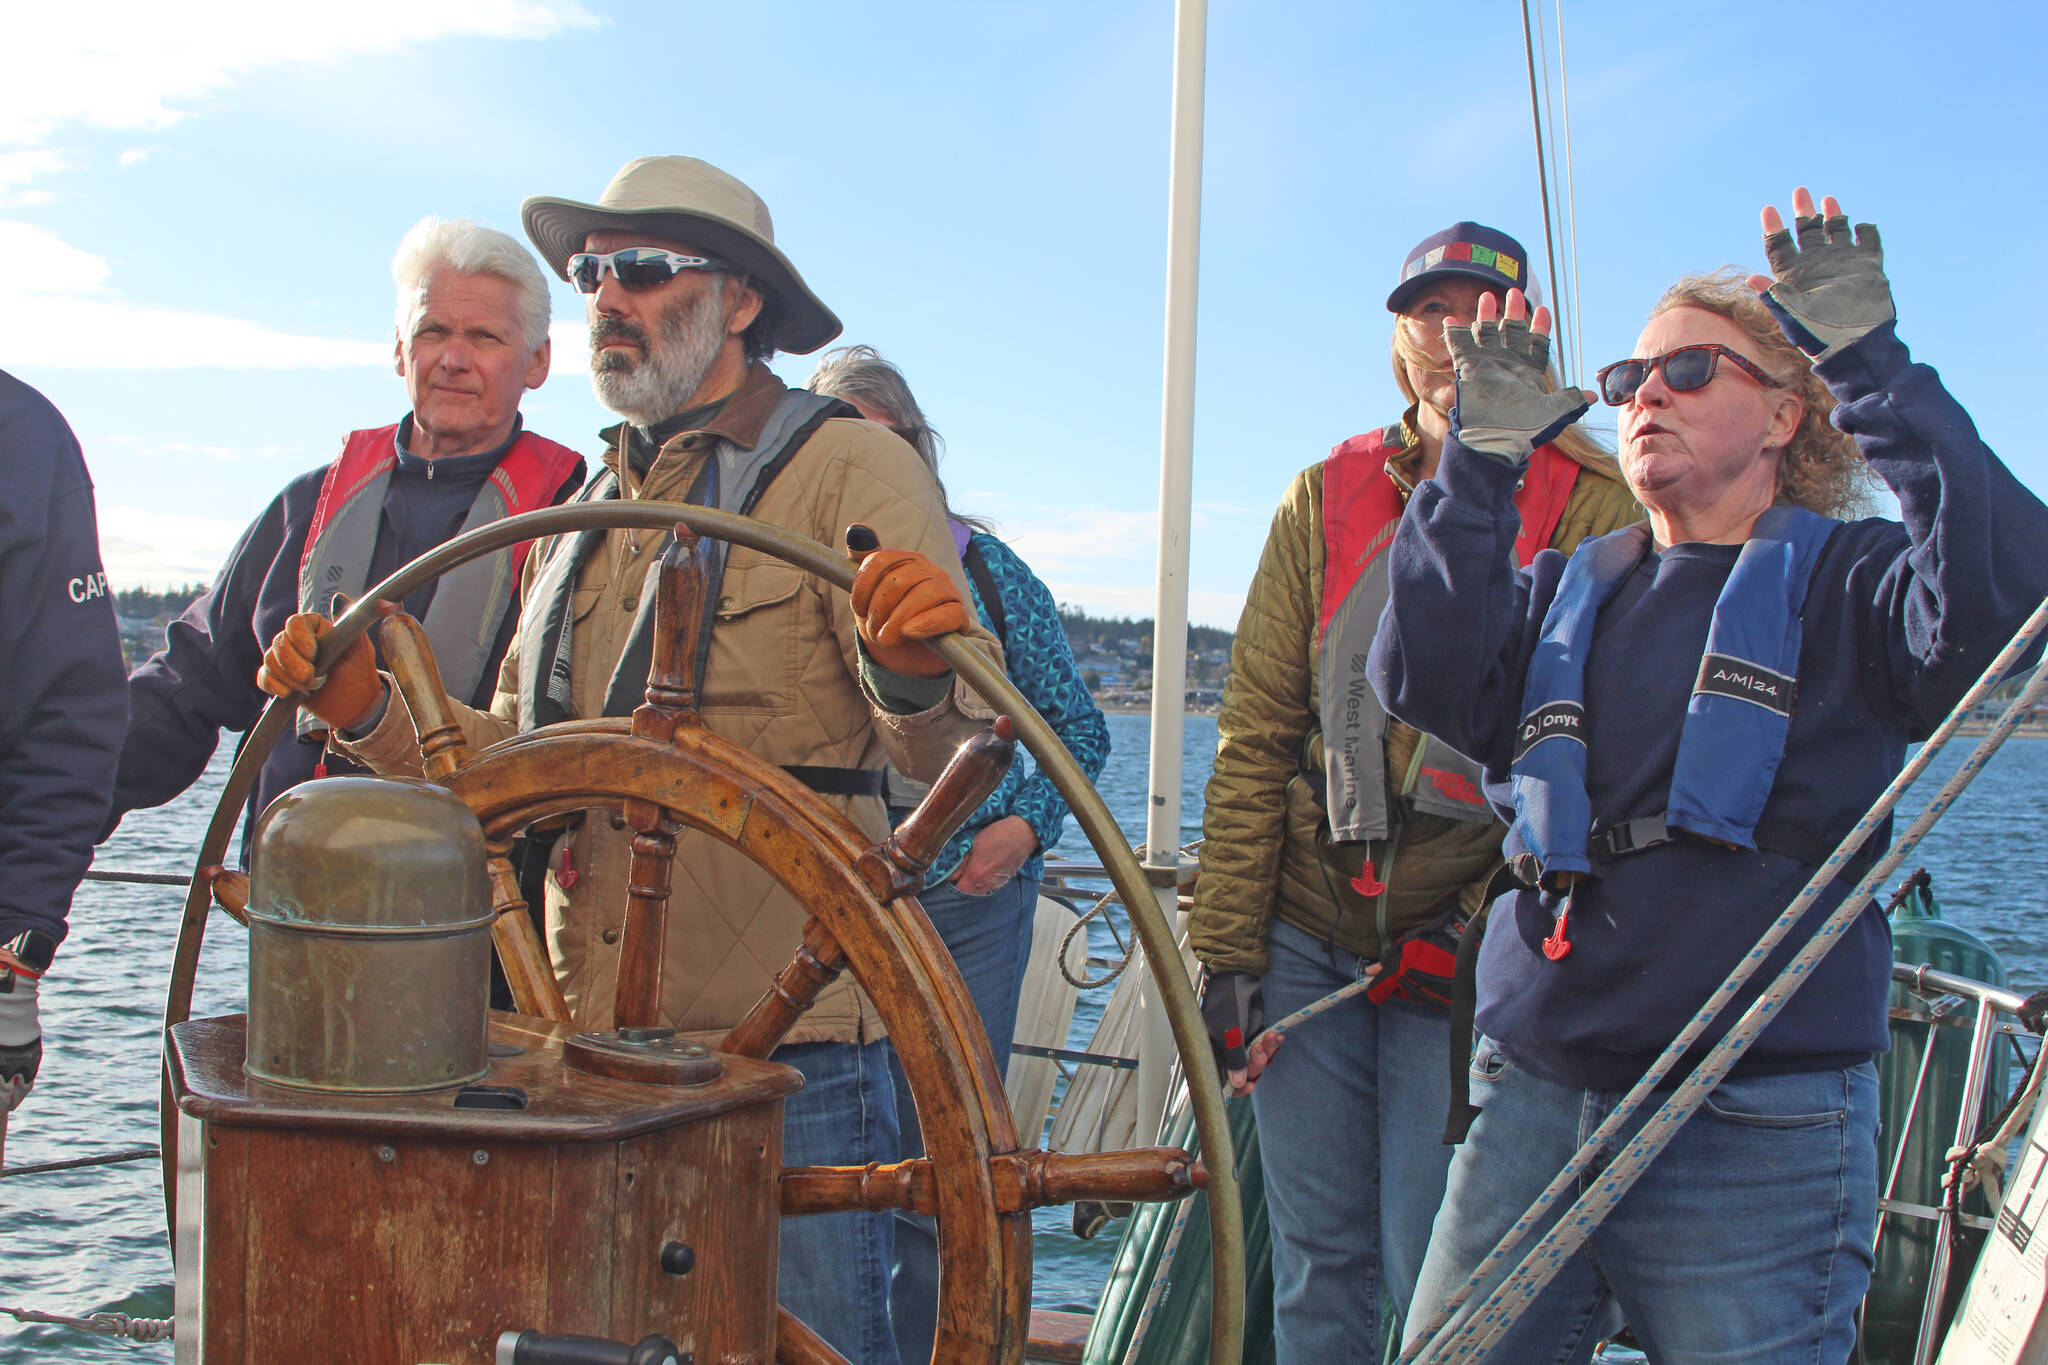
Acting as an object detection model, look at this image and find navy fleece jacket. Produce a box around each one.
[1367,324,2048,1092]
[106,418,581,848]
[0,372,126,954]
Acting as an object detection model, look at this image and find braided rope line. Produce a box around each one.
[1403,593,2048,1365]
[3,1305,173,1341]
[0,1145,160,1180]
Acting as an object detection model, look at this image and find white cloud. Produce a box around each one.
[0,5,600,368]
[548,316,590,359]
[0,220,386,369]
[98,504,248,589]
[0,149,73,205]
[0,2,601,148]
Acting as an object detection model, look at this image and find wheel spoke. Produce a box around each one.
[614,797,681,1028]
[374,613,474,781]
[633,525,708,741]
[774,1305,854,1365]
[482,837,569,1022]
[779,1147,1201,1217]
[720,917,846,1059]
[855,718,1015,902]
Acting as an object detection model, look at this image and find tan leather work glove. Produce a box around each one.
[257,612,386,732]
[850,547,970,679]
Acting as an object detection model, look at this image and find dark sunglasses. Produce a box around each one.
[1595,344,1780,406]
[566,248,732,294]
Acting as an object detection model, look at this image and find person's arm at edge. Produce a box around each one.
[0,396,126,955]
[1817,323,2048,728]
[102,494,294,838]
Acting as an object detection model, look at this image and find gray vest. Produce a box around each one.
[1316,546,1496,841]
[516,390,848,728]
[297,441,526,739]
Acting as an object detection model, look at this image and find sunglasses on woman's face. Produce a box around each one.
[1595,344,1780,406]
[567,248,732,294]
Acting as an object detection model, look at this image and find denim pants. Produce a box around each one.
[889,871,1039,1365]
[778,1038,901,1365]
[1405,1039,1880,1365]
[1252,917,1458,1362]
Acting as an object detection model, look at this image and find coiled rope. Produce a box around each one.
[2,1305,173,1341]
[1403,592,2048,1365]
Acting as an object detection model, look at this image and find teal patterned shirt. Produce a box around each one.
[925,531,1111,883]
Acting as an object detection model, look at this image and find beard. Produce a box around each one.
[588,282,731,424]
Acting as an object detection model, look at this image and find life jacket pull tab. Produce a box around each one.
[557,844,579,891]
[1351,859,1387,898]
[1541,888,1574,961]
[313,760,328,779]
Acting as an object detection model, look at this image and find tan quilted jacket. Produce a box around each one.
[342,365,1002,1043]
[1190,423,1641,974]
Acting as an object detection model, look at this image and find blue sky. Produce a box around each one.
[4,0,2042,628]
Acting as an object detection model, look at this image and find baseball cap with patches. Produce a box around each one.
[1386,221,1542,313]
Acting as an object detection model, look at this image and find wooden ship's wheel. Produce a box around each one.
[161,504,1244,1365]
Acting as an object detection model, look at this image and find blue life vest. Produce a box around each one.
[1505,504,1839,884]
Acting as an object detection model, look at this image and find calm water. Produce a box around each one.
[3,715,2043,1359]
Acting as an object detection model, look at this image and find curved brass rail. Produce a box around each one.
[160,501,1244,1365]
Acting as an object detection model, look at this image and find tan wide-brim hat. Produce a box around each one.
[522,156,842,356]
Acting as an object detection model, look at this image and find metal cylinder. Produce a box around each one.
[244,776,494,1093]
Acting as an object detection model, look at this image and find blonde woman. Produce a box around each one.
[1190,223,1638,1360]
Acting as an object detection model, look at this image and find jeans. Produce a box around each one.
[888,871,1039,1365]
[1406,1040,1880,1365]
[778,1038,901,1365]
[1252,917,1458,1362]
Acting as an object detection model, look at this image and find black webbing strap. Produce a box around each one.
[1588,812,1881,883]
[1442,896,1491,1145]
[783,765,887,797]
[961,539,1008,641]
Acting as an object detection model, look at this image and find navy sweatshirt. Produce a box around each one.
[1367,324,2048,1092]
[106,417,582,849]
[0,372,127,955]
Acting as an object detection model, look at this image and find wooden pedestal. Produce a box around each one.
[167,1012,803,1365]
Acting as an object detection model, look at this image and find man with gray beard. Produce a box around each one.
[262,156,1000,1365]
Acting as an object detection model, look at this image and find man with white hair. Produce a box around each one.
[261,156,1001,1365]
[104,217,584,844]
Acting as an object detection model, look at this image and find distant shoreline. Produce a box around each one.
[1095,701,1221,716]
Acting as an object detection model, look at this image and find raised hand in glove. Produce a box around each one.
[257,610,387,732]
[0,960,41,1114]
[1200,969,1283,1097]
[1745,187,1893,359]
[849,542,969,680]
[1445,289,1593,464]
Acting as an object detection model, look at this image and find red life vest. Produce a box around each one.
[301,424,584,595]
[1319,426,1582,638]
[293,423,582,735]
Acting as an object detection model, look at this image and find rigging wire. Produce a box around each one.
[1519,0,1565,379]
[1533,0,1569,381]
[1554,0,1586,383]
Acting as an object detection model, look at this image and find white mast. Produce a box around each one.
[1137,0,1207,1142]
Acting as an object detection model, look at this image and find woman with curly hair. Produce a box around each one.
[1371,189,2048,1363]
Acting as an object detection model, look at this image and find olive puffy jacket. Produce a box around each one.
[1190,428,1640,975]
